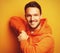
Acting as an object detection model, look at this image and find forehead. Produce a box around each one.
[25,7,40,14]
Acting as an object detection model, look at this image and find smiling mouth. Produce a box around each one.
[30,22,37,25]
[30,20,37,23]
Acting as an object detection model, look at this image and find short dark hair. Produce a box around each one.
[24,1,42,15]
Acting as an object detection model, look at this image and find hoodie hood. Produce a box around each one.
[26,18,52,36]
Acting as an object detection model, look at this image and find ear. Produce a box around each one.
[25,14,26,17]
[40,15,42,19]
[25,15,28,22]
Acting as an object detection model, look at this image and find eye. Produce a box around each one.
[34,14,38,16]
[26,14,31,17]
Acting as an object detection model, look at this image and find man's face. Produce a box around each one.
[25,7,41,29]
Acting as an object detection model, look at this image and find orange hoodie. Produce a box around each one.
[9,16,54,53]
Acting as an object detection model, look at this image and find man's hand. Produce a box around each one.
[17,31,29,41]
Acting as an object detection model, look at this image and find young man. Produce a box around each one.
[10,1,54,53]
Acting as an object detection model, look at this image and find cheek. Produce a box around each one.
[26,17,31,22]
[35,17,40,21]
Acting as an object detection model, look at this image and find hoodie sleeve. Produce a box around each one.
[9,16,26,33]
[20,36,54,53]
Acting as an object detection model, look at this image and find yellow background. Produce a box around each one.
[0,0,60,53]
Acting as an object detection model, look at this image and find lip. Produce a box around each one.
[30,20,37,23]
[30,22,36,25]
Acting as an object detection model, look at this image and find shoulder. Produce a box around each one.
[40,18,52,34]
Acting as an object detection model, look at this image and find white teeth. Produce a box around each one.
[31,22,35,24]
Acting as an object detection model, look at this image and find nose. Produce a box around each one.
[31,16,34,20]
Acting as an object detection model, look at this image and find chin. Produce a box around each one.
[30,25,38,29]
[30,23,40,29]
[29,22,40,29]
